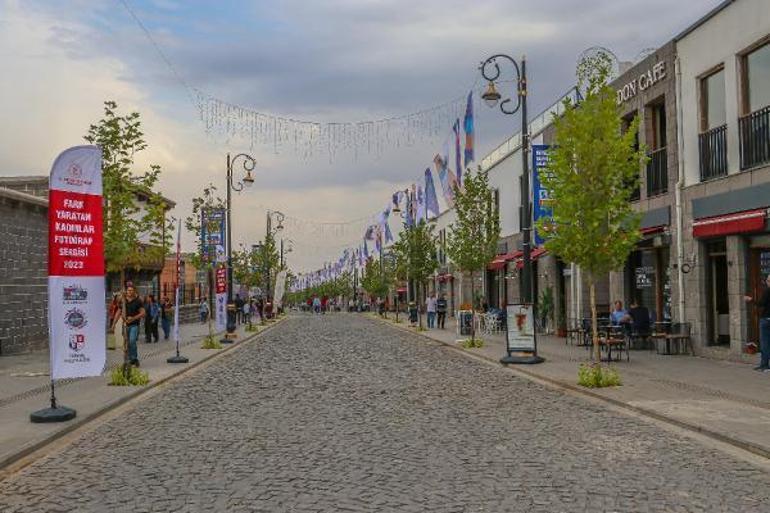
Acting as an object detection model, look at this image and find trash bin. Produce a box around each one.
[408,303,418,325]
[458,310,473,336]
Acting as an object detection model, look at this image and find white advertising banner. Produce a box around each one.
[215,266,227,332]
[48,146,106,379]
[273,270,287,309]
[506,304,535,352]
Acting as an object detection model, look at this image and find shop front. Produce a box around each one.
[624,229,672,324]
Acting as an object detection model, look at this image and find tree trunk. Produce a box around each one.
[207,266,214,338]
[418,281,423,329]
[590,280,600,363]
[470,271,476,342]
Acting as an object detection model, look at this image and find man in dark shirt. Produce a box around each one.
[746,274,770,371]
[234,294,244,325]
[627,300,651,335]
[124,285,145,367]
[436,294,448,329]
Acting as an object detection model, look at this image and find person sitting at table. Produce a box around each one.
[628,300,651,335]
[610,300,630,326]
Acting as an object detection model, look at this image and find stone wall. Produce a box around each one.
[0,190,48,355]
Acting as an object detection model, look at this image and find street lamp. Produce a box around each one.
[221,153,255,343]
[479,53,544,365]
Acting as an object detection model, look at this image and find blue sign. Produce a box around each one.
[532,145,552,246]
[201,209,226,263]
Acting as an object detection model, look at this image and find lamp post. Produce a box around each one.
[221,153,255,343]
[479,53,544,364]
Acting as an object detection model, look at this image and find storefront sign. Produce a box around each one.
[48,146,106,380]
[616,61,667,104]
[635,266,654,288]
[215,266,227,331]
[506,304,535,352]
[532,144,552,246]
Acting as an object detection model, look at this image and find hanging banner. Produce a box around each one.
[273,270,288,310]
[532,144,552,246]
[48,145,106,380]
[215,266,227,332]
[201,208,226,264]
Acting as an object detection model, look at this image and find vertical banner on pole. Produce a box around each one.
[215,266,227,332]
[273,270,287,310]
[532,144,552,246]
[48,146,106,380]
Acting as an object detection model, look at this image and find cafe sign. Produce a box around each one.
[616,61,667,104]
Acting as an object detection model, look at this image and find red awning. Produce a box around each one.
[692,209,767,238]
[396,287,407,293]
[487,254,507,271]
[515,248,548,269]
[641,225,665,235]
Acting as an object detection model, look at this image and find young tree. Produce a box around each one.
[537,51,646,362]
[255,233,280,298]
[392,220,438,328]
[84,100,170,379]
[185,183,226,341]
[360,257,392,315]
[445,169,500,342]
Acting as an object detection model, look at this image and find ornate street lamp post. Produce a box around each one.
[479,54,544,364]
[221,153,255,343]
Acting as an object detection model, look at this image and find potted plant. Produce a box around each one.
[538,287,554,334]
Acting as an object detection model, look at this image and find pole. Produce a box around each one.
[226,154,233,305]
[266,213,272,300]
[280,238,284,269]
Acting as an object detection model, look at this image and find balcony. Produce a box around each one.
[739,105,770,170]
[699,124,728,181]
[646,147,668,197]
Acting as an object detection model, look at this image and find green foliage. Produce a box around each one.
[201,336,223,349]
[286,271,354,305]
[538,51,647,361]
[577,363,622,388]
[446,169,500,276]
[392,220,438,286]
[108,365,150,386]
[462,338,484,348]
[84,101,169,273]
[360,256,391,299]
[539,287,554,331]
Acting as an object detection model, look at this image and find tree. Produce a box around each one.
[537,51,646,362]
[360,256,392,311]
[255,232,280,298]
[445,169,500,342]
[392,220,438,328]
[84,100,170,379]
[185,183,226,341]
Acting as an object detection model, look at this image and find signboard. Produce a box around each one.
[635,266,654,288]
[201,209,226,264]
[48,146,106,379]
[273,270,288,310]
[616,61,667,104]
[215,266,227,332]
[532,145,552,246]
[506,304,535,352]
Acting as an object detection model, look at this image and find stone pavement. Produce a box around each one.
[0,318,278,470]
[1,313,769,512]
[376,312,770,458]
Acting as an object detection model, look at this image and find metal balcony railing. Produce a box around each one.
[739,105,770,170]
[646,147,668,197]
[699,124,728,181]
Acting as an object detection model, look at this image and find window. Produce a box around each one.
[622,112,641,201]
[650,103,667,150]
[700,68,726,131]
[744,41,770,114]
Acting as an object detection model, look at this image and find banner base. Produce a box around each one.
[500,353,545,365]
[166,355,189,364]
[30,406,76,423]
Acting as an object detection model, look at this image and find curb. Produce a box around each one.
[0,317,289,476]
[370,315,770,461]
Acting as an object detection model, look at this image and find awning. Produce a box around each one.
[515,248,548,269]
[641,225,666,235]
[396,287,407,293]
[487,254,508,271]
[692,209,767,238]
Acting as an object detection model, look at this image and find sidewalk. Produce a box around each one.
[0,318,282,470]
[374,313,770,459]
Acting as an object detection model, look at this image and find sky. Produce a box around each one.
[0,0,723,272]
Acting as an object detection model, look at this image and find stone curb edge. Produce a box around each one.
[369,315,770,461]
[0,317,288,475]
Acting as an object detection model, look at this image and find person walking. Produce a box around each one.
[426,293,437,329]
[199,297,209,324]
[746,274,770,372]
[144,294,160,343]
[234,294,244,325]
[123,285,145,367]
[436,293,448,329]
[160,296,172,340]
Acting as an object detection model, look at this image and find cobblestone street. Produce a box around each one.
[1,314,769,512]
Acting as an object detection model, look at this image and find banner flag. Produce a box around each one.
[201,209,226,264]
[463,91,475,168]
[48,145,106,380]
[453,118,463,187]
[416,185,426,222]
[436,153,458,208]
[424,168,440,218]
[532,144,553,246]
[273,270,287,309]
[173,219,181,345]
[215,266,227,332]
